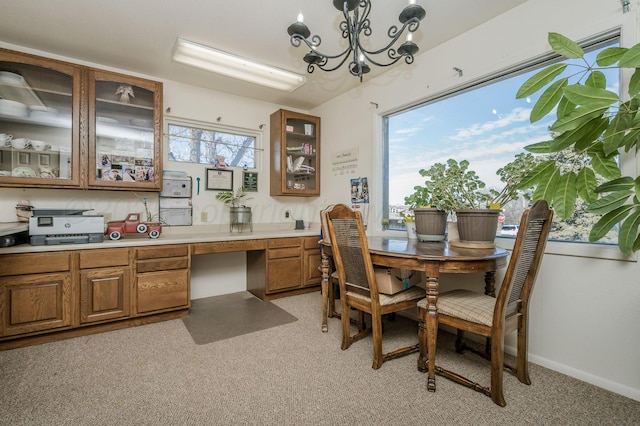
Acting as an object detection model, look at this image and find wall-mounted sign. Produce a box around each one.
[243,171,258,192]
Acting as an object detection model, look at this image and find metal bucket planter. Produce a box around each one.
[453,209,500,248]
[230,206,252,232]
[413,208,447,242]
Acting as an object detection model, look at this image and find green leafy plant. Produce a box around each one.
[404,155,536,213]
[516,32,640,254]
[215,187,252,208]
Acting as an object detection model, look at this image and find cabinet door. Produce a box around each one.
[80,267,130,323]
[0,49,82,188]
[303,236,322,286]
[270,109,320,196]
[0,272,72,336]
[87,69,162,191]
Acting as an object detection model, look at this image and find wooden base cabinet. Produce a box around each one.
[135,245,190,314]
[303,236,322,286]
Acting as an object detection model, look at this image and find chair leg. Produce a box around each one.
[371,312,384,369]
[417,307,427,372]
[340,299,352,350]
[490,336,506,407]
[455,329,465,353]
[516,318,531,385]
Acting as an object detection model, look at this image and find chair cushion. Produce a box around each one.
[348,285,424,306]
[417,289,496,326]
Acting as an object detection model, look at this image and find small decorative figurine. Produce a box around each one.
[115,84,135,103]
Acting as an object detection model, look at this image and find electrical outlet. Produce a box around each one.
[201,211,208,222]
[285,210,291,219]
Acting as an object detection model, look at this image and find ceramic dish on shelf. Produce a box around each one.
[0,99,28,117]
[12,166,37,177]
[96,116,119,124]
[0,71,25,84]
[0,170,11,176]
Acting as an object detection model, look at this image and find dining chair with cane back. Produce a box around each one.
[326,204,425,369]
[417,199,553,406]
[319,204,344,332]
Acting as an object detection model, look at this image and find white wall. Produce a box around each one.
[310,0,640,402]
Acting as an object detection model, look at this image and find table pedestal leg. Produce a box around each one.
[425,269,439,392]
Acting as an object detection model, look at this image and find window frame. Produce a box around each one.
[380,28,637,262]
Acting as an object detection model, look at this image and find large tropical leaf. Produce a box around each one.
[585,70,606,89]
[562,85,619,107]
[618,210,640,254]
[587,191,632,214]
[530,78,567,122]
[589,205,634,243]
[601,112,626,155]
[618,43,640,67]
[532,170,559,204]
[576,167,598,203]
[553,171,578,219]
[548,32,584,59]
[554,116,608,152]
[516,64,567,100]
[517,160,557,188]
[550,105,608,132]
[596,47,626,66]
[556,96,576,119]
[589,150,622,180]
[594,176,635,193]
[524,140,558,153]
[629,68,640,97]
[574,117,610,151]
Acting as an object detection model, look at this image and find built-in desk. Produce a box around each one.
[0,227,321,350]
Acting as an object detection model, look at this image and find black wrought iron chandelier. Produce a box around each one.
[287,0,426,81]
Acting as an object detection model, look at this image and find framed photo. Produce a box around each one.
[206,168,233,191]
[39,154,50,166]
[18,152,30,165]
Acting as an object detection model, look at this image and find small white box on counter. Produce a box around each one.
[161,176,192,197]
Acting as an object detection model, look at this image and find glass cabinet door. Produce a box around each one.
[88,70,162,190]
[0,50,81,187]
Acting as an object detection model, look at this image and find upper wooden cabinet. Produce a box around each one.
[0,48,162,191]
[270,109,320,196]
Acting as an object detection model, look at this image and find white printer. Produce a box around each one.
[29,209,104,245]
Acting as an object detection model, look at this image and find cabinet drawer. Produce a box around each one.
[136,245,188,260]
[191,239,267,254]
[269,238,301,249]
[267,258,302,292]
[80,248,130,269]
[0,252,71,277]
[269,247,301,260]
[136,269,189,314]
[137,257,189,273]
[303,236,320,250]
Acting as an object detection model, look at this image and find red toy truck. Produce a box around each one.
[106,213,162,240]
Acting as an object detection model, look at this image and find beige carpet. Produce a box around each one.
[181,292,297,344]
[0,290,638,425]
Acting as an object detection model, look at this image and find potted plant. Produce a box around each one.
[515,32,640,254]
[403,180,447,242]
[216,187,253,232]
[405,155,537,245]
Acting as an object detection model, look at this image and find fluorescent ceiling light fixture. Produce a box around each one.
[172,38,306,92]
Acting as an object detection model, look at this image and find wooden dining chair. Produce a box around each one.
[326,204,425,369]
[319,204,341,332]
[417,199,553,406]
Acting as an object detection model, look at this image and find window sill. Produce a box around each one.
[495,236,636,262]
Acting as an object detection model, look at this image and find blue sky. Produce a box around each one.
[387,44,618,206]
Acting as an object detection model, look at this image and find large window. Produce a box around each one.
[167,121,258,169]
[384,33,620,245]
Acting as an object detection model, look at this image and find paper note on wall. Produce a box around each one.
[332,147,359,175]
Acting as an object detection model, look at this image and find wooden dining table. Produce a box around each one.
[320,236,508,390]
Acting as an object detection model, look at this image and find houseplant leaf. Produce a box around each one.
[587,191,632,214]
[594,176,635,193]
[618,43,640,67]
[589,205,634,242]
[585,70,606,89]
[589,147,621,180]
[556,96,576,119]
[548,32,584,59]
[576,167,598,203]
[561,85,619,107]
[516,63,567,101]
[553,171,578,219]
[617,210,640,254]
[530,78,567,122]
[554,116,609,151]
[517,160,557,189]
[550,105,608,132]
[596,46,626,66]
[628,68,640,97]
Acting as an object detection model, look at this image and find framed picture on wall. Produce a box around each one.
[206,168,233,191]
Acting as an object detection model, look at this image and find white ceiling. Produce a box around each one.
[0,0,526,111]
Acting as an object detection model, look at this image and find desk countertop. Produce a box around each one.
[0,225,320,254]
